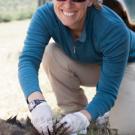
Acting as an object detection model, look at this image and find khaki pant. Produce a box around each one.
[42,43,135,134]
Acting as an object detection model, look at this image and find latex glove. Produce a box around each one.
[58,111,90,134]
[96,112,109,125]
[31,102,53,134]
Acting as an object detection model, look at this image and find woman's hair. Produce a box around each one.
[93,0,135,32]
[93,0,103,9]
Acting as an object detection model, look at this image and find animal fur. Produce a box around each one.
[0,116,118,135]
[0,116,39,135]
[103,0,135,31]
[0,116,68,135]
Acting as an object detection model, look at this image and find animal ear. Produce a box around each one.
[6,115,25,129]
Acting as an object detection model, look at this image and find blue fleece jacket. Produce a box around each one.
[18,2,135,119]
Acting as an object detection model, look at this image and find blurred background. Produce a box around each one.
[0,0,135,23]
[0,0,135,120]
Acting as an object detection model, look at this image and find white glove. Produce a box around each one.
[59,111,90,134]
[96,112,109,125]
[31,102,53,134]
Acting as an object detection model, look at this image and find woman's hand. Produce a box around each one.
[58,111,90,134]
[31,102,53,134]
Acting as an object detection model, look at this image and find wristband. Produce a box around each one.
[28,99,46,112]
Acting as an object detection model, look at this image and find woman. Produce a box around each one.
[18,0,135,134]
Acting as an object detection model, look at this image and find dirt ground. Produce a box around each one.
[0,20,96,120]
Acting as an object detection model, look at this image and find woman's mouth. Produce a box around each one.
[61,9,75,17]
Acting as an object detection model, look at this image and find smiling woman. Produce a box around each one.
[18,0,135,134]
[53,0,94,39]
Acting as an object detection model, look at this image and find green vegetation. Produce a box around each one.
[86,121,118,135]
[0,10,34,22]
[0,0,134,23]
[0,0,37,22]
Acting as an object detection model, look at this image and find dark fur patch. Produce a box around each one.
[0,116,68,135]
[0,116,40,135]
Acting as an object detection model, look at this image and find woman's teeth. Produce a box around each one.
[63,11,74,16]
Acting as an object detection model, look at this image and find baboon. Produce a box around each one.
[103,0,135,31]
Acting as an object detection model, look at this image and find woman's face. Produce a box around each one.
[53,0,93,30]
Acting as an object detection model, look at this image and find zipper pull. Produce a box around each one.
[73,46,76,54]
